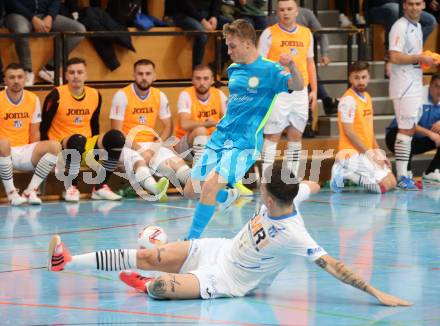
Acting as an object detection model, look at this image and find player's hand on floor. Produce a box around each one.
[375,291,413,307]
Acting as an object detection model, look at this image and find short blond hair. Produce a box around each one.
[223,19,256,45]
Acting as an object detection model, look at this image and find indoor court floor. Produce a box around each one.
[1,187,439,325]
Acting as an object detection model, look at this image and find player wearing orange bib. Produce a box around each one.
[110,59,191,196]
[175,65,226,165]
[258,0,315,178]
[0,63,61,205]
[41,57,124,202]
[174,64,253,196]
[330,61,396,194]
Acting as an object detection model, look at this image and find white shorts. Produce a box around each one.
[335,153,390,184]
[392,96,422,129]
[180,238,237,299]
[264,88,309,135]
[120,142,178,172]
[11,143,38,171]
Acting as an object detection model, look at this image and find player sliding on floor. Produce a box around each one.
[48,163,411,307]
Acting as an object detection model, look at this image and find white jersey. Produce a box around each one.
[389,17,423,99]
[219,184,327,296]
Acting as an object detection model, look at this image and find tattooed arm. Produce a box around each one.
[314,254,412,307]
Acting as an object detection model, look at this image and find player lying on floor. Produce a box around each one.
[47,163,412,307]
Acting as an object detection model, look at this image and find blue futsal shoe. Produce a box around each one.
[330,164,344,193]
[397,176,418,191]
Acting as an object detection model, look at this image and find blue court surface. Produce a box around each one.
[1,187,439,325]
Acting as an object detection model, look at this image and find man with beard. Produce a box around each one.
[110,59,191,196]
[175,64,227,165]
[41,57,124,202]
[330,61,397,194]
[175,64,254,197]
[0,63,61,205]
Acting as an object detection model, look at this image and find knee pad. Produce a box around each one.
[65,134,87,154]
[102,129,125,159]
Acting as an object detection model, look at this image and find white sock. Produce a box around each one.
[0,156,15,194]
[135,166,157,194]
[69,249,138,271]
[192,135,209,165]
[26,153,58,192]
[261,139,278,177]
[345,172,382,194]
[176,165,191,186]
[394,133,412,178]
[63,150,81,181]
[285,141,302,177]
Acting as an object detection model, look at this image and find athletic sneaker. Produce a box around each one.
[408,171,423,190]
[48,235,72,271]
[25,71,35,86]
[218,188,240,211]
[423,169,440,185]
[119,270,154,293]
[23,189,42,205]
[38,67,55,84]
[235,181,254,196]
[397,176,418,191]
[8,190,27,206]
[91,184,122,201]
[339,13,352,28]
[330,164,344,193]
[117,185,138,198]
[63,185,80,202]
[154,177,169,202]
[355,13,366,25]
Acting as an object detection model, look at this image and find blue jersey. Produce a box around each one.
[208,56,290,152]
[387,87,440,139]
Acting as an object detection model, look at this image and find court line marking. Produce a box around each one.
[0,266,45,273]
[153,204,195,210]
[0,214,193,241]
[0,202,188,218]
[0,301,258,325]
[22,320,278,326]
[0,223,139,240]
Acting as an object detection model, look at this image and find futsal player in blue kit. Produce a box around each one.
[182,19,304,239]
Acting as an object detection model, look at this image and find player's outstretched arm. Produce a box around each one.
[314,254,413,307]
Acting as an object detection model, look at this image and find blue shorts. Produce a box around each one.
[191,147,258,186]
